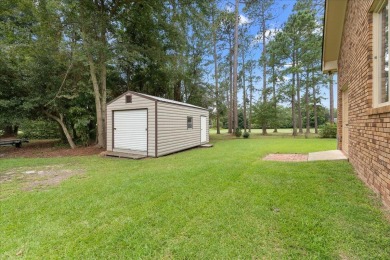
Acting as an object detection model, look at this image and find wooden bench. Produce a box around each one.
[0,138,29,148]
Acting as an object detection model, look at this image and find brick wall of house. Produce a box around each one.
[338,0,390,208]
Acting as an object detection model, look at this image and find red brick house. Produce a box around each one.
[322,0,390,207]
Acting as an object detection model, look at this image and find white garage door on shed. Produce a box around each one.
[113,109,147,152]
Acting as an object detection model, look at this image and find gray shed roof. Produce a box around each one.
[107,91,208,111]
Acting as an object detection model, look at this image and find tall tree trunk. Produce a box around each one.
[227,87,231,132]
[44,111,76,149]
[242,51,247,132]
[297,73,303,134]
[183,78,188,101]
[305,71,310,135]
[272,58,277,133]
[171,0,184,102]
[249,65,253,133]
[232,0,239,131]
[86,53,105,148]
[81,23,106,148]
[312,71,318,133]
[229,49,233,134]
[212,13,220,134]
[292,51,297,136]
[261,12,267,135]
[174,80,182,101]
[3,126,14,137]
[13,126,18,136]
[100,34,107,148]
[329,72,334,124]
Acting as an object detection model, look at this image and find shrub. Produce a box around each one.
[234,128,242,138]
[319,123,337,138]
[18,120,61,139]
[243,131,250,138]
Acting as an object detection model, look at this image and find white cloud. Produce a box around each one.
[313,20,323,35]
[251,28,279,46]
[313,27,322,35]
[224,4,251,25]
[239,14,251,25]
[225,5,233,13]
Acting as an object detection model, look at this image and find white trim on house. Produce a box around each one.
[322,0,348,73]
[372,0,390,108]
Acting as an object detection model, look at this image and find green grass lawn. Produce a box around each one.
[210,128,319,135]
[209,128,321,141]
[1,135,389,258]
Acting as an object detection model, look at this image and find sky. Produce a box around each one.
[209,0,337,110]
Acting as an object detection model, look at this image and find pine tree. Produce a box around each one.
[245,0,275,135]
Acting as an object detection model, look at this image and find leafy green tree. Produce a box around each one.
[211,4,221,134]
[218,10,235,133]
[238,24,253,132]
[252,101,274,131]
[246,60,259,133]
[0,0,80,147]
[0,0,35,136]
[232,0,240,131]
[265,32,288,132]
[271,2,318,136]
[294,0,325,134]
[245,0,275,135]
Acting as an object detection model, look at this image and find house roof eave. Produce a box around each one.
[322,0,348,73]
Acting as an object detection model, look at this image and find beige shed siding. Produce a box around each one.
[157,102,209,156]
[106,94,156,157]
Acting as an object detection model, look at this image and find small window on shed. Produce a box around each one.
[125,95,132,103]
[187,116,193,129]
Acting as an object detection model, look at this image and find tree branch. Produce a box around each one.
[45,61,73,106]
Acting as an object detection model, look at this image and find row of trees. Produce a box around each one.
[211,0,333,136]
[0,0,334,148]
[1,0,215,147]
[222,106,336,130]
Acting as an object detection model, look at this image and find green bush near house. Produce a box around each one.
[234,127,242,137]
[319,123,337,138]
[243,131,250,138]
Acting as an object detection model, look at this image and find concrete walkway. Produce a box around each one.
[308,150,348,161]
[263,154,308,162]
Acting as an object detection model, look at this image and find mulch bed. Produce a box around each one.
[0,140,104,158]
[263,153,308,162]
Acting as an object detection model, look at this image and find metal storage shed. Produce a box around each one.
[106,91,209,158]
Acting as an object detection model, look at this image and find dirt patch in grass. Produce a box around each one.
[263,153,308,162]
[0,140,103,158]
[0,165,85,192]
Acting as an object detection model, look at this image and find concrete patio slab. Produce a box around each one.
[308,150,347,161]
[263,154,308,162]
